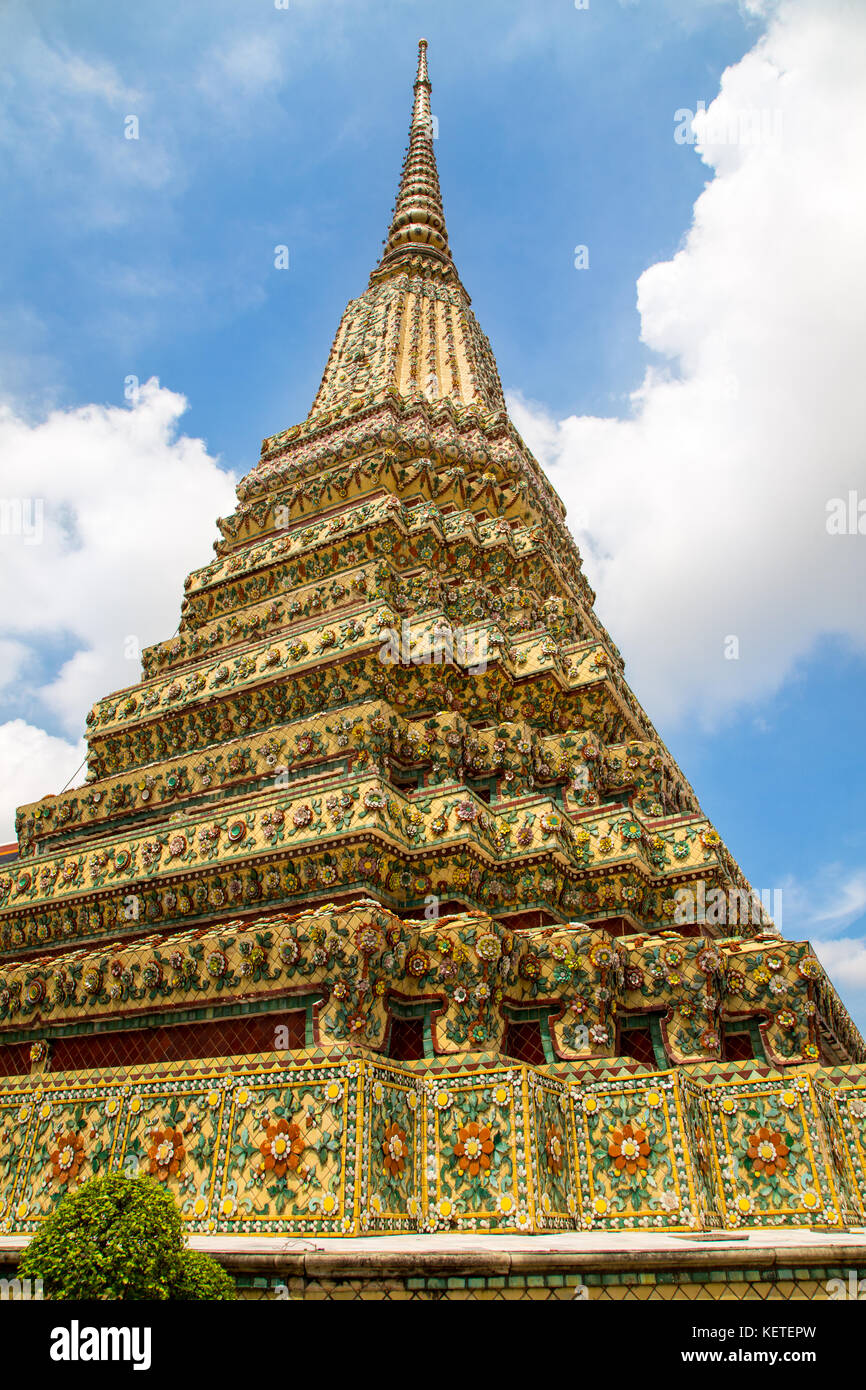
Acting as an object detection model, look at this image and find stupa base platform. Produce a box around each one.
[2,1053,866,1241]
[3,1227,865,1300]
[196,1227,866,1300]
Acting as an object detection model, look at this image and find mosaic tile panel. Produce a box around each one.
[360,1061,422,1231]
[703,1074,841,1228]
[813,1077,866,1223]
[568,1071,701,1231]
[2,1057,866,1236]
[527,1069,577,1229]
[680,1074,723,1229]
[419,1067,534,1232]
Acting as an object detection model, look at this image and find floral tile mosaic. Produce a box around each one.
[567,1070,700,1232]
[360,1062,422,1231]
[2,1058,866,1235]
[813,1077,866,1225]
[702,1074,842,1228]
[417,1067,535,1233]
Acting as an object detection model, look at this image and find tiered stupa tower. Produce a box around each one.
[0,42,864,1242]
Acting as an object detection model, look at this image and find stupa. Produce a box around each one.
[0,41,864,1242]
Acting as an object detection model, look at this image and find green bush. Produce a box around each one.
[173,1248,236,1301]
[18,1173,234,1301]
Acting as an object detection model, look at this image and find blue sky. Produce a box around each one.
[3,0,756,455]
[1,0,865,1027]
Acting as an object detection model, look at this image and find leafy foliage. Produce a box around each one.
[18,1173,234,1300]
[173,1248,236,1300]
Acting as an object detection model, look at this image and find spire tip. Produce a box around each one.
[372,38,450,279]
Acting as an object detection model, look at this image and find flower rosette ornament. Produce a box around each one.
[797,954,821,981]
[206,949,228,980]
[148,1127,186,1181]
[82,967,102,998]
[356,925,381,956]
[545,1124,564,1177]
[745,1126,789,1178]
[589,942,617,972]
[453,1121,494,1178]
[259,1117,305,1179]
[25,977,46,1007]
[142,960,162,990]
[607,1122,650,1177]
[49,1131,86,1186]
[474,932,501,964]
[382,1122,409,1179]
[405,950,430,980]
[696,947,722,975]
[518,951,541,983]
[618,819,642,845]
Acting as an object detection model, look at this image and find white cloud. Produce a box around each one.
[780,864,866,938]
[812,938,866,992]
[0,721,87,843]
[769,863,866,1022]
[809,871,866,929]
[0,380,237,776]
[0,7,176,228]
[510,0,866,729]
[196,33,287,103]
[0,640,30,695]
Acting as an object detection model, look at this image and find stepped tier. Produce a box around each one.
[242,400,566,536]
[0,904,859,1070]
[0,904,863,1238]
[4,765,740,957]
[18,711,690,849]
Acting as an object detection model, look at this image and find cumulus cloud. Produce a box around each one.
[780,865,866,937]
[774,862,866,1013]
[0,722,87,844]
[510,0,866,729]
[813,938,866,992]
[0,380,237,834]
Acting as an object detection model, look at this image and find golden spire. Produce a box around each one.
[305,38,507,420]
[373,38,453,279]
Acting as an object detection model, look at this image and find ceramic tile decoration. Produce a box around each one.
[1,40,864,1240]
